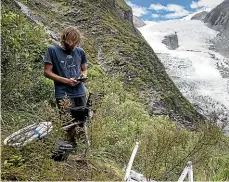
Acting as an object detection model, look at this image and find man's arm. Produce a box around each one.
[81,63,87,77]
[44,63,77,86]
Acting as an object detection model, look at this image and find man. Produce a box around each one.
[43,26,88,146]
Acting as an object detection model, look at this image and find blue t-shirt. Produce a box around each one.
[43,44,88,98]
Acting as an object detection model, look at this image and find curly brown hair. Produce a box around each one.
[60,26,81,45]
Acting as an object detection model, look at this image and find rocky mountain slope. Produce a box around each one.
[133,15,146,28]
[162,33,179,50]
[203,0,229,57]
[191,11,208,20]
[9,0,205,129]
[204,0,229,31]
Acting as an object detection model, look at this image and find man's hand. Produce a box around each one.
[81,74,87,78]
[77,74,88,82]
[64,78,78,87]
[44,64,80,86]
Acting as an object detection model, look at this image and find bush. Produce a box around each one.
[1,8,53,108]
[87,78,228,181]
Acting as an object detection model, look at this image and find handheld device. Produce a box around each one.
[76,77,88,82]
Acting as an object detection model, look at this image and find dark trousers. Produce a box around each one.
[56,96,86,144]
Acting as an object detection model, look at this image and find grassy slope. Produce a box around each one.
[1,0,229,181]
[20,0,203,128]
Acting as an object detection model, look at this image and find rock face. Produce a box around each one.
[133,15,146,28]
[204,0,229,31]
[213,28,229,58]
[115,1,133,23]
[162,33,179,50]
[191,11,208,20]
[204,0,229,57]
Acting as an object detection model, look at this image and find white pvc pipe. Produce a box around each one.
[84,122,91,151]
[188,161,193,182]
[178,166,189,182]
[178,161,193,182]
[124,142,139,181]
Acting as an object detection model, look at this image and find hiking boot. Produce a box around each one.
[51,141,74,162]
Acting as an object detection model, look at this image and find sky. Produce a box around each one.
[125,0,224,21]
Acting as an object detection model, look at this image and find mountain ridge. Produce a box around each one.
[203,0,229,57]
[133,15,146,28]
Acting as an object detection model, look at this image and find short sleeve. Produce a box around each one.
[43,46,53,64]
[79,48,88,65]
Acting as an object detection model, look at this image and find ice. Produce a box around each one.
[139,19,229,134]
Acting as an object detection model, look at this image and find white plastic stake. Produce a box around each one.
[188,161,193,182]
[178,161,193,182]
[84,122,91,151]
[178,166,189,182]
[124,142,139,181]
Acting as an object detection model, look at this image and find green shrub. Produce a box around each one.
[1,8,51,108]
[88,78,228,180]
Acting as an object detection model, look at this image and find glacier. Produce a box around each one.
[139,19,229,134]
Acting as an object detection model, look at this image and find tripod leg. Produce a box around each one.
[66,127,76,147]
[83,122,91,152]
